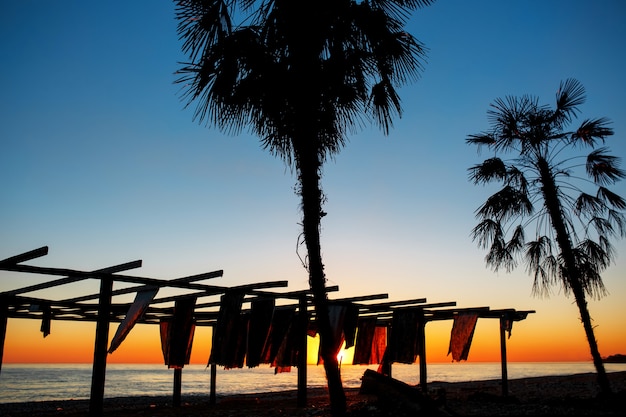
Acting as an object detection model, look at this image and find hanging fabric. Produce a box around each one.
[209,290,245,367]
[227,313,249,369]
[260,307,296,364]
[246,297,275,368]
[501,311,514,338]
[448,312,479,361]
[272,311,303,373]
[388,308,421,364]
[353,317,377,365]
[160,297,197,369]
[343,303,359,348]
[108,287,159,353]
[316,302,359,364]
[40,303,51,338]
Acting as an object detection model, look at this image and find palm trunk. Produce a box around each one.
[297,148,346,416]
[538,158,612,395]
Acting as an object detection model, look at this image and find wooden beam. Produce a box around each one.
[0,246,49,266]
[62,270,223,302]
[88,277,113,417]
[0,260,143,296]
[0,300,7,375]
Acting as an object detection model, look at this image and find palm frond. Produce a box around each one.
[588,216,614,236]
[579,239,612,270]
[467,158,506,184]
[570,118,613,146]
[574,192,604,217]
[525,235,553,274]
[586,148,626,185]
[477,186,533,222]
[505,225,525,256]
[607,209,626,238]
[485,236,516,272]
[470,219,502,249]
[597,186,626,210]
[553,78,585,125]
[466,133,496,149]
[573,245,609,299]
[530,254,558,298]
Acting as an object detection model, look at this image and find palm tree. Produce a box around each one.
[173,1,433,414]
[467,79,625,396]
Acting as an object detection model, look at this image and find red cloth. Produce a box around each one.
[160,297,197,369]
[448,312,479,361]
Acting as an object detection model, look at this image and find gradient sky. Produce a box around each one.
[1,1,625,365]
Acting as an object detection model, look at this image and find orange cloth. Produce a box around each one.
[448,312,479,361]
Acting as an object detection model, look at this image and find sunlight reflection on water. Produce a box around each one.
[1,362,625,403]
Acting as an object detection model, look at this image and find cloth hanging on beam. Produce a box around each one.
[501,311,514,339]
[371,326,387,364]
[388,308,421,364]
[260,308,296,365]
[272,312,303,373]
[160,297,197,369]
[343,304,359,348]
[246,298,275,368]
[316,302,359,364]
[226,313,249,370]
[448,312,479,361]
[40,303,51,338]
[352,318,387,365]
[209,290,245,367]
[108,288,159,353]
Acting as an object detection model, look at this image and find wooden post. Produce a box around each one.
[209,362,217,405]
[89,277,113,417]
[417,309,427,393]
[173,368,182,407]
[499,316,509,397]
[297,295,308,407]
[0,300,7,375]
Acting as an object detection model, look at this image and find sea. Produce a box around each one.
[1,362,625,404]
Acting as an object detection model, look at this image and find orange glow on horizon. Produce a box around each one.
[2,316,623,365]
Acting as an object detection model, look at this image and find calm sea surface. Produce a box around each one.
[1,362,625,403]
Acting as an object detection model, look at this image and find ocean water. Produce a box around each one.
[1,362,625,404]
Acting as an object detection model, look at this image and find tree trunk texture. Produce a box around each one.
[538,159,612,395]
[297,148,346,416]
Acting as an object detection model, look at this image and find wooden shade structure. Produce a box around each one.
[0,246,534,415]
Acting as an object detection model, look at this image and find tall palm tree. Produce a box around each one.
[467,79,625,396]
[173,1,433,414]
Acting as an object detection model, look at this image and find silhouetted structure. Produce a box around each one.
[0,246,533,416]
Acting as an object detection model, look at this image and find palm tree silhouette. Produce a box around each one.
[467,78,625,395]
[173,1,433,413]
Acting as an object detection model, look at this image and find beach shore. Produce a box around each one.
[1,371,624,416]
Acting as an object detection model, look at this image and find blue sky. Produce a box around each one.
[1,1,625,360]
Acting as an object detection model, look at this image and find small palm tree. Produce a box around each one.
[467,79,625,395]
[173,1,433,414]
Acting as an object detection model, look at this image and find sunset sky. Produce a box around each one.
[1,1,625,366]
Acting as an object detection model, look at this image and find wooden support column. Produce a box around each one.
[297,295,308,407]
[209,362,217,405]
[89,276,113,417]
[499,316,509,397]
[173,368,182,407]
[417,309,427,393]
[0,300,7,375]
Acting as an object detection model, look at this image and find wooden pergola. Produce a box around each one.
[0,246,534,416]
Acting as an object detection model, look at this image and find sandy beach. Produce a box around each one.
[0,371,624,416]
